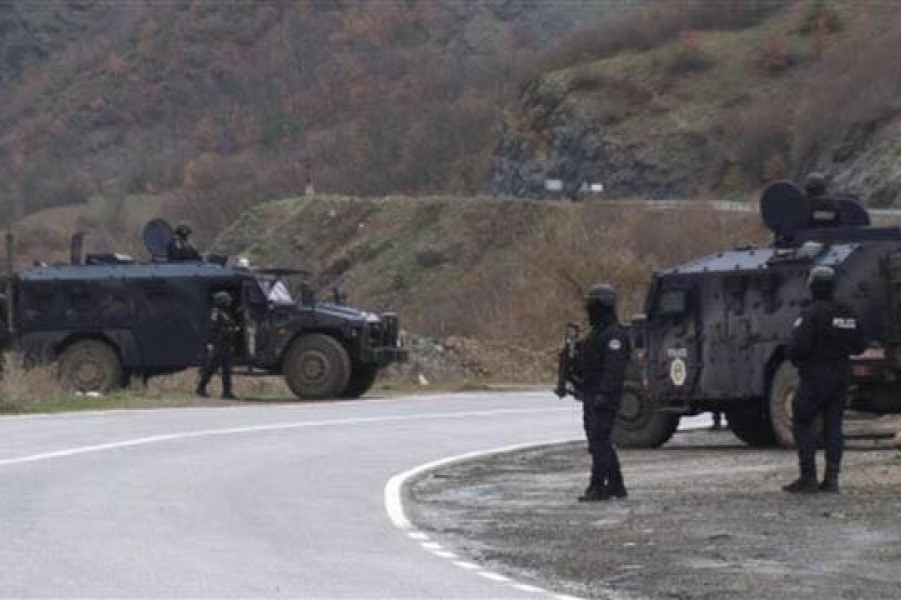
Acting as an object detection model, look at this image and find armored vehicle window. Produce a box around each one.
[245,280,267,305]
[657,289,686,315]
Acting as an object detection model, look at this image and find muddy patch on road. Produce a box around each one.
[406,424,901,599]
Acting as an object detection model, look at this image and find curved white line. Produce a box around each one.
[384,437,579,530]
[384,437,581,598]
[0,406,569,468]
[383,414,715,597]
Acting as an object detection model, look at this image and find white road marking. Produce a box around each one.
[383,414,714,599]
[384,437,581,598]
[514,583,545,593]
[479,572,511,583]
[384,437,579,530]
[0,406,569,469]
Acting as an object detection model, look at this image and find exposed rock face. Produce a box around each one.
[492,81,715,200]
[490,4,901,206]
[814,120,901,207]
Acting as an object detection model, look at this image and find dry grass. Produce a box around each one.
[0,353,64,411]
[140,368,293,402]
[474,203,766,350]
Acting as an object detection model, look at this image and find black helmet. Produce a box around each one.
[585,283,617,308]
[213,291,232,307]
[175,222,192,237]
[807,265,835,297]
[804,172,827,196]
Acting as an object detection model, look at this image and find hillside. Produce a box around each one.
[0,0,640,232]
[211,194,765,349]
[493,1,901,205]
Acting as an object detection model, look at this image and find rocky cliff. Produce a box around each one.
[492,1,901,206]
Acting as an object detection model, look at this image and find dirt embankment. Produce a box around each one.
[407,420,901,600]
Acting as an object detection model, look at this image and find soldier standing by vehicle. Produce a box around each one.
[196,291,239,399]
[167,222,202,261]
[783,266,866,493]
[576,284,632,502]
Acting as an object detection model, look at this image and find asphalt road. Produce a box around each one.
[0,392,585,598]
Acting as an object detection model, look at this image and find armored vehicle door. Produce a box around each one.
[133,279,206,367]
[645,281,702,407]
[241,279,271,366]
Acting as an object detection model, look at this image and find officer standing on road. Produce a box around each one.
[196,291,239,399]
[167,222,202,261]
[578,284,631,502]
[783,266,866,494]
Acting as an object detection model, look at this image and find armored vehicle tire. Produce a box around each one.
[768,361,825,448]
[283,334,351,399]
[768,362,799,447]
[342,364,379,399]
[58,339,123,394]
[614,381,680,448]
[725,409,777,447]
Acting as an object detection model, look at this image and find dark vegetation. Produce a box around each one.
[522,0,781,79]
[0,0,627,238]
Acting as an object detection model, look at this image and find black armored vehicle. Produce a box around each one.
[0,220,405,398]
[616,182,900,448]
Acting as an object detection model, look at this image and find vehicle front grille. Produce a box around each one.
[381,312,399,346]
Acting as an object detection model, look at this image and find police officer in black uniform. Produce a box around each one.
[784,266,866,493]
[167,222,202,262]
[804,172,840,229]
[196,291,239,399]
[578,283,632,502]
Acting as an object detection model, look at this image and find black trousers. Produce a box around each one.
[792,373,847,477]
[198,347,233,394]
[582,395,623,490]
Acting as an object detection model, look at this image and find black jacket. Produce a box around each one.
[167,237,201,261]
[788,298,867,379]
[208,307,239,349]
[579,319,631,401]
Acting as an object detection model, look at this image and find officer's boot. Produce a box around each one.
[606,454,627,499]
[606,472,627,499]
[578,461,606,502]
[195,378,209,398]
[578,474,605,502]
[819,463,840,493]
[782,462,818,494]
[221,366,236,399]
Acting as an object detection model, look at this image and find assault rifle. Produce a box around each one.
[554,322,581,399]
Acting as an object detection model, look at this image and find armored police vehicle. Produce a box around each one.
[616,182,899,448]
[0,220,405,399]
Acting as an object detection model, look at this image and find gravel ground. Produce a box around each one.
[406,417,901,599]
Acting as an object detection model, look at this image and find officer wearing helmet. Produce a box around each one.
[804,172,840,228]
[196,291,239,399]
[784,265,866,493]
[167,222,202,262]
[577,283,631,502]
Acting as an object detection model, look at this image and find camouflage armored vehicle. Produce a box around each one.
[0,220,405,398]
[615,182,900,448]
